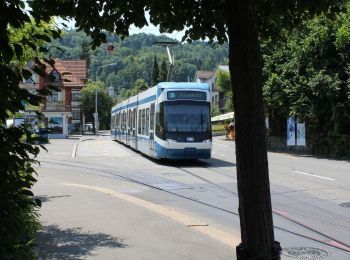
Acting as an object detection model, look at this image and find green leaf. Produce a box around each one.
[20,189,34,197]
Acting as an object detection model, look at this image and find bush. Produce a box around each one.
[0,126,41,259]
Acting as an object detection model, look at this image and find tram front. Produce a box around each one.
[154,83,212,159]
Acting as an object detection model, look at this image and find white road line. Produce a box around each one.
[294,170,335,181]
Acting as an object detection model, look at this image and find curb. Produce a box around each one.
[71,138,95,158]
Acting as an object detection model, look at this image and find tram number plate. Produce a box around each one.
[187,137,194,142]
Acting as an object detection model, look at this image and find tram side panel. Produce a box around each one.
[135,87,157,157]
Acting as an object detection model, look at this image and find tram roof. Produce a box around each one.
[157,82,210,91]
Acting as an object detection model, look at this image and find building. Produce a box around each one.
[194,70,221,107]
[38,59,87,138]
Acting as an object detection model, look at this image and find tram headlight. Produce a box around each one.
[166,139,177,143]
[202,139,212,143]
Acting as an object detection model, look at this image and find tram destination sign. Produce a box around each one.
[167,91,207,101]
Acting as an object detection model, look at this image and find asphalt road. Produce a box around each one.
[33,133,350,259]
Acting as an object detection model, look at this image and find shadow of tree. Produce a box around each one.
[35,195,72,203]
[36,224,127,259]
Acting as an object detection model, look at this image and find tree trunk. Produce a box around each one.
[225,1,279,259]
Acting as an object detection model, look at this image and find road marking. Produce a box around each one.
[72,138,95,158]
[61,182,241,247]
[294,170,335,181]
[72,142,78,158]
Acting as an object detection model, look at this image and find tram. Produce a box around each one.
[111,82,212,159]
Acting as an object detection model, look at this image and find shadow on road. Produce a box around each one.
[36,194,72,203]
[156,157,236,168]
[36,225,127,259]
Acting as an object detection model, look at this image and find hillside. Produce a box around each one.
[47,31,229,94]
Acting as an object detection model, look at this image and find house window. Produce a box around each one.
[48,91,59,101]
[72,91,80,102]
[72,110,81,120]
[50,70,60,82]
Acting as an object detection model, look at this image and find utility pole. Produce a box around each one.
[93,62,117,135]
[94,90,98,135]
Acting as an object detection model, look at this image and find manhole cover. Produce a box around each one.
[282,247,329,260]
[339,202,350,208]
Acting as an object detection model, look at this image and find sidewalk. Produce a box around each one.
[34,160,236,259]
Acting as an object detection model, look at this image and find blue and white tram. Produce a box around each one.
[111,82,212,159]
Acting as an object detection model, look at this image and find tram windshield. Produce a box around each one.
[163,101,210,133]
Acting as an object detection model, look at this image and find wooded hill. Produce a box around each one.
[47,31,229,94]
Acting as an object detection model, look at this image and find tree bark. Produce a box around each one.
[225,1,278,259]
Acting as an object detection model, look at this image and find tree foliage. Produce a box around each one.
[47,32,229,89]
[216,69,233,112]
[263,6,350,157]
[152,55,159,85]
[79,81,114,129]
[0,8,58,257]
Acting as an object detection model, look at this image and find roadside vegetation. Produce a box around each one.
[262,6,350,158]
[1,16,59,258]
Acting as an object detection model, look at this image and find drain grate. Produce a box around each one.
[339,202,350,208]
[282,247,329,260]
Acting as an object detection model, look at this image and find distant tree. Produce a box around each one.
[216,69,233,112]
[160,60,168,82]
[211,104,220,117]
[128,79,149,97]
[171,61,197,82]
[79,81,113,130]
[80,40,91,66]
[152,55,159,85]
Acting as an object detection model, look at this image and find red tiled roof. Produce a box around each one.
[45,59,87,88]
[196,70,214,80]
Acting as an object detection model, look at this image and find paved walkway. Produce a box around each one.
[34,136,236,259]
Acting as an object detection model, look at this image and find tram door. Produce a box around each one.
[149,103,155,156]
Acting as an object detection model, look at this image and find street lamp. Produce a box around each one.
[93,62,117,135]
[94,63,118,81]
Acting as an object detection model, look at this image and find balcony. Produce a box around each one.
[45,101,67,112]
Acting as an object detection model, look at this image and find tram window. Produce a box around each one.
[117,113,120,129]
[133,108,137,129]
[146,108,149,136]
[123,111,125,130]
[141,109,146,135]
[155,103,165,140]
[150,103,155,131]
[138,110,141,134]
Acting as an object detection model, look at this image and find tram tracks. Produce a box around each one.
[39,158,350,253]
[176,163,350,253]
